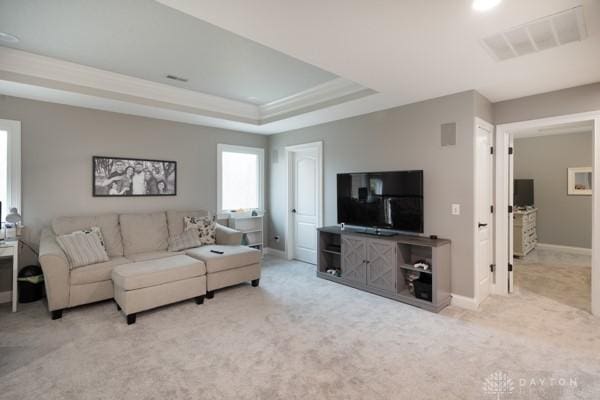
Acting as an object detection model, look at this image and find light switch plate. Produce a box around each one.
[452,204,461,215]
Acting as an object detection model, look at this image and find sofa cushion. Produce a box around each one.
[112,255,206,291]
[185,245,260,274]
[167,210,209,238]
[70,257,130,285]
[56,229,109,269]
[53,214,123,257]
[120,212,168,256]
[168,229,202,252]
[127,250,185,262]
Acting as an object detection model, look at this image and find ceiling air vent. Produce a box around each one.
[481,6,587,61]
[166,74,188,82]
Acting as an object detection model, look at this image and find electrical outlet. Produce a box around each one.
[451,204,461,215]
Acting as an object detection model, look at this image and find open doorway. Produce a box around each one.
[495,112,600,316]
[511,121,593,311]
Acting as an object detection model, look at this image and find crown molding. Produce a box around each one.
[259,77,373,120]
[0,46,259,121]
[0,77,272,133]
[0,46,381,132]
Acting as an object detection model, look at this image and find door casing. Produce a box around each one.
[494,111,600,316]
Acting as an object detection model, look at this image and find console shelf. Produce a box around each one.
[317,226,451,313]
[399,263,432,275]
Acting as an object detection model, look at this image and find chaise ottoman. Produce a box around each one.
[112,255,206,324]
[185,245,261,299]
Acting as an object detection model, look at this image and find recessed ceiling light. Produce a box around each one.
[472,0,501,12]
[0,32,19,43]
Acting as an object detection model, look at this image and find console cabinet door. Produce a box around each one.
[341,236,367,284]
[366,240,396,292]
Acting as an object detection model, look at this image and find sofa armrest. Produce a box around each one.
[38,228,70,311]
[215,224,243,245]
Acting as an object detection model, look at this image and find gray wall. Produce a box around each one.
[514,131,593,248]
[474,91,494,123]
[0,95,268,291]
[494,82,600,124]
[268,90,488,298]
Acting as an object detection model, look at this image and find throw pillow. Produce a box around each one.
[168,229,203,252]
[57,227,109,268]
[75,227,107,249]
[184,216,216,245]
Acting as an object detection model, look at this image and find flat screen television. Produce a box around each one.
[514,179,534,207]
[337,170,423,233]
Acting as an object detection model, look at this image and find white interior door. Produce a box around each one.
[476,123,494,303]
[292,149,318,264]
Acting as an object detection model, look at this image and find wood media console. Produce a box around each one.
[317,226,451,312]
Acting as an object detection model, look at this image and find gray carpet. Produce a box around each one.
[515,248,591,312]
[1,255,599,399]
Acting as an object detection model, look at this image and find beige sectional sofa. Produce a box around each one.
[39,210,261,322]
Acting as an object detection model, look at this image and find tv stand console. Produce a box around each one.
[317,226,451,312]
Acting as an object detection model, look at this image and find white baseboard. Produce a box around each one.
[0,290,11,304]
[536,243,592,256]
[451,294,479,311]
[264,247,286,258]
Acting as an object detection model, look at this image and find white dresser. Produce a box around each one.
[514,208,537,257]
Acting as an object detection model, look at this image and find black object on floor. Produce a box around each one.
[127,314,136,325]
[18,265,45,303]
[210,250,224,254]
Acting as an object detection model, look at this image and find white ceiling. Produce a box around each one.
[156,0,600,104]
[0,0,598,134]
[514,120,594,138]
[0,0,338,104]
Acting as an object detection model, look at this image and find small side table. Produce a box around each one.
[0,240,19,312]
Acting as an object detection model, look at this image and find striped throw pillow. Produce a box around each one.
[168,229,202,252]
[57,227,109,268]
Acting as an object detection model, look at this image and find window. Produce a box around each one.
[217,144,264,214]
[0,119,21,222]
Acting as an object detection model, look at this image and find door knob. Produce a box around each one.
[478,223,488,228]
[291,209,297,213]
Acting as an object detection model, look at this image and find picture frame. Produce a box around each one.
[567,167,592,196]
[93,156,177,197]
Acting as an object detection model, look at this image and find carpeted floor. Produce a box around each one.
[1,255,599,399]
[514,248,591,312]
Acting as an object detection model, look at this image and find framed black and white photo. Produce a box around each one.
[567,167,592,196]
[93,156,177,197]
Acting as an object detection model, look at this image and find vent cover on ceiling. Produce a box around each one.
[482,6,587,61]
